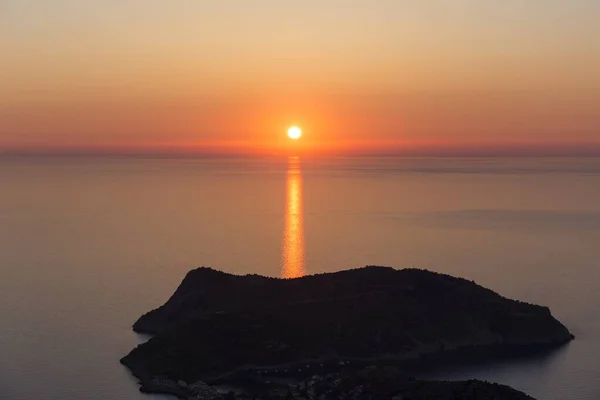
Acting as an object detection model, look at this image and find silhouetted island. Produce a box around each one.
[122,266,573,399]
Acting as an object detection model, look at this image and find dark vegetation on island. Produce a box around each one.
[122,266,573,399]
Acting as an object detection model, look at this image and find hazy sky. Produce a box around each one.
[1,1,599,154]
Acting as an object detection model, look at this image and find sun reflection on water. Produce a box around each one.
[281,157,305,278]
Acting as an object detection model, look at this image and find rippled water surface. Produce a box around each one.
[1,156,600,399]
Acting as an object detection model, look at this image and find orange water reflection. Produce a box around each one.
[281,157,306,278]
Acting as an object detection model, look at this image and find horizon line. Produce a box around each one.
[2,142,600,158]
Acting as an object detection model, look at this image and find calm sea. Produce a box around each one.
[1,156,600,399]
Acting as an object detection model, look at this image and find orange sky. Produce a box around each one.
[1,1,599,155]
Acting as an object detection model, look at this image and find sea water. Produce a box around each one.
[1,156,600,399]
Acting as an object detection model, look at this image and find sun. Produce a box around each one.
[287,126,302,140]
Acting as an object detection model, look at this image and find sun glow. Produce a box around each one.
[287,126,302,140]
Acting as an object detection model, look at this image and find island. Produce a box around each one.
[122,266,573,399]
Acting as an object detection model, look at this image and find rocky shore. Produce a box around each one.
[122,266,573,399]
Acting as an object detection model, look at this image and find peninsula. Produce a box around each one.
[122,266,573,399]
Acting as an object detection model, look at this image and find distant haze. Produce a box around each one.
[1,1,599,155]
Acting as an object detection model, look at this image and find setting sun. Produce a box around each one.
[287,126,302,140]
